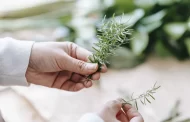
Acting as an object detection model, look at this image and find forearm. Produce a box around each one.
[0,37,34,86]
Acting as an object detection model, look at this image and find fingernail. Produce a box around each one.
[87,63,98,70]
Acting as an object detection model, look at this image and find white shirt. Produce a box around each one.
[0,37,104,122]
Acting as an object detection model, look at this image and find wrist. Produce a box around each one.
[27,42,38,71]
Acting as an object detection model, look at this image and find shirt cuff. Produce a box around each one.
[78,113,104,122]
[0,37,34,86]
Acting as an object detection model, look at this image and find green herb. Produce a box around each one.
[88,15,160,110]
[122,82,161,110]
[88,15,132,75]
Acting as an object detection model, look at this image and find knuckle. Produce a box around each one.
[77,61,86,71]
[68,42,77,50]
[67,42,75,46]
[68,42,77,57]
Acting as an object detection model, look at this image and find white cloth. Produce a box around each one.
[0,37,104,122]
[78,113,104,122]
[0,37,34,86]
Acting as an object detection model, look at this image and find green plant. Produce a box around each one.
[87,14,161,110]
[88,15,132,74]
[102,0,190,69]
[122,82,161,110]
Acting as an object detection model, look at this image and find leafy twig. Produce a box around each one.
[88,14,132,78]
[122,82,161,110]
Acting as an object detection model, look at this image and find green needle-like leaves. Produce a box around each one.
[89,15,132,71]
[123,82,161,110]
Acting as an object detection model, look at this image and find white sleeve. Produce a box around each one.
[78,113,104,122]
[0,37,34,86]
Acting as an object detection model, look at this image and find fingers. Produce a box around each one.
[122,104,144,122]
[61,80,84,91]
[75,45,93,62]
[99,99,144,122]
[51,71,71,89]
[91,72,100,80]
[70,73,85,82]
[116,110,129,122]
[98,99,123,122]
[63,55,98,75]
[83,80,93,88]
[104,99,122,115]
[61,80,92,91]
[100,64,108,73]
[66,42,92,62]
[52,71,93,91]
[65,42,107,74]
[69,73,93,88]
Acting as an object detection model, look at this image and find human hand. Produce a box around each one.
[26,42,107,91]
[98,99,144,122]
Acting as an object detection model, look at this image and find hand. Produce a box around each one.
[26,42,107,91]
[98,99,144,122]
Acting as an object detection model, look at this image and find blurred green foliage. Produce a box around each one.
[162,100,190,122]
[0,0,189,68]
[103,0,190,68]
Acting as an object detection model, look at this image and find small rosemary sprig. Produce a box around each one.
[88,15,132,73]
[122,82,161,110]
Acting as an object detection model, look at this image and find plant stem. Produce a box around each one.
[123,95,144,103]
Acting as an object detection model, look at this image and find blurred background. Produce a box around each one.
[0,0,190,122]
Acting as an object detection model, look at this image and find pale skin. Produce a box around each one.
[26,42,107,91]
[98,99,144,122]
[25,42,143,122]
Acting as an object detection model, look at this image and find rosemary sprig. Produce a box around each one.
[88,15,132,74]
[122,82,161,110]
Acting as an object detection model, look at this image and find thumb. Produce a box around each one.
[104,99,122,115]
[64,55,98,75]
